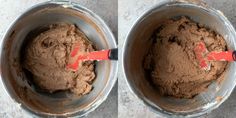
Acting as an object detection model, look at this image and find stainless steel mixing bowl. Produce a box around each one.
[1,1,117,117]
[122,1,236,117]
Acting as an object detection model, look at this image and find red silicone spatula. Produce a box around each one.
[194,41,236,70]
[66,43,118,71]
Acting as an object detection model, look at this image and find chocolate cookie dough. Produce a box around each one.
[144,17,228,98]
[23,23,95,96]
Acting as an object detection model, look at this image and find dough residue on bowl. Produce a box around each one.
[23,23,95,96]
[143,17,228,98]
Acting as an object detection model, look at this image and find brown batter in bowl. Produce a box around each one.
[22,23,96,96]
[143,17,228,98]
[1,2,117,116]
[122,1,236,117]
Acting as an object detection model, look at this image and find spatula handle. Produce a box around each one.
[207,51,236,61]
[233,51,236,61]
[108,48,118,60]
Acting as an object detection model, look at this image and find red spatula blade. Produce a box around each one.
[194,42,210,70]
[67,60,80,70]
[70,43,80,57]
[67,50,110,71]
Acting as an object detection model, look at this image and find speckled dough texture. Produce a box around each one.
[23,23,95,96]
[144,17,228,98]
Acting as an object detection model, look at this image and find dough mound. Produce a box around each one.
[23,23,95,96]
[144,17,228,98]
